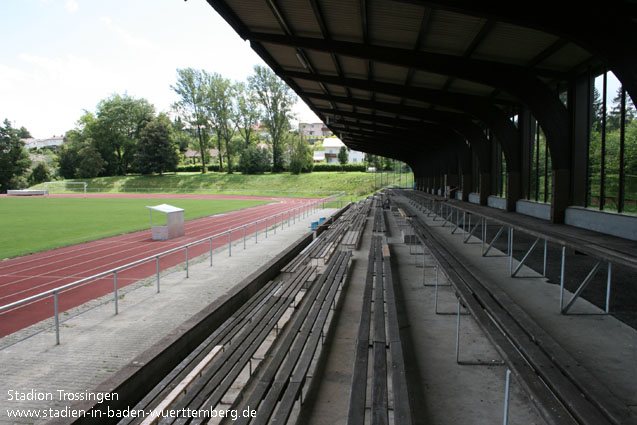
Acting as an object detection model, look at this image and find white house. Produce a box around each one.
[313,150,326,163]
[321,137,366,164]
[299,122,331,141]
[21,136,64,150]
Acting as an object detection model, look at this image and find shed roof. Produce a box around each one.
[203,0,635,165]
[147,204,184,214]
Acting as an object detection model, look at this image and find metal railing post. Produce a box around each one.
[255,222,258,244]
[274,215,277,234]
[559,246,566,310]
[156,256,160,293]
[210,238,213,266]
[606,262,612,313]
[543,239,548,277]
[228,231,232,256]
[186,246,189,278]
[243,226,246,249]
[114,271,118,315]
[503,369,511,425]
[54,290,60,345]
[509,228,514,276]
[265,218,268,238]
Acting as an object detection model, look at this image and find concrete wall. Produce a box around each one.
[487,196,507,210]
[565,207,637,241]
[516,200,551,221]
[468,193,480,204]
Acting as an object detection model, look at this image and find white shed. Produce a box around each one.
[147,204,185,240]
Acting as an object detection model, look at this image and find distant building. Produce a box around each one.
[299,122,331,142]
[251,124,271,141]
[320,137,365,164]
[21,136,64,150]
[184,148,219,164]
[313,150,326,163]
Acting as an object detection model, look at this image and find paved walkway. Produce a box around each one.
[0,208,336,425]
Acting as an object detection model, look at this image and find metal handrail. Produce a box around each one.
[0,193,344,344]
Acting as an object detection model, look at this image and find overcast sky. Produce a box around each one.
[0,0,321,138]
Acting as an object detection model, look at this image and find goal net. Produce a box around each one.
[44,182,88,197]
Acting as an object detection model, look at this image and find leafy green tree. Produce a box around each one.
[338,146,349,166]
[0,119,31,192]
[136,114,179,175]
[288,134,313,174]
[173,68,211,174]
[248,65,296,172]
[57,114,102,179]
[17,126,32,139]
[239,145,271,174]
[90,94,154,175]
[235,82,261,149]
[172,117,193,155]
[28,162,50,185]
[382,156,394,171]
[76,144,105,178]
[205,73,238,173]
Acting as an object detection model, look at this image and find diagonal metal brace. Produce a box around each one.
[561,261,602,314]
[511,237,540,277]
[463,217,480,243]
[483,225,506,257]
[441,209,454,227]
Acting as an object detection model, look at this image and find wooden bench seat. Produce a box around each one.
[347,232,413,424]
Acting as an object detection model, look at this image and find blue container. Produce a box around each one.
[311,221,319,231]
[318,217,326,225]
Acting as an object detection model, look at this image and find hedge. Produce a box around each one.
[176,163,368,173]
[311,163,367,172]
[176,165,221,172]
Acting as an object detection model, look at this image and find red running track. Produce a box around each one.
[0,194,322,337]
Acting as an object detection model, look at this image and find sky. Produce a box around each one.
[0,0,321,138]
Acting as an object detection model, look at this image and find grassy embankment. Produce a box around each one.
[31,171,404,202]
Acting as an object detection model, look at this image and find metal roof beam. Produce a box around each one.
[398,0,637,102]
[249,33,566,82]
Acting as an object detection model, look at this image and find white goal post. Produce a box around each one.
[44,182,88,198]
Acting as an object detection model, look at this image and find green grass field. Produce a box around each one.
[0,197,270,259]
[31,171,412,201]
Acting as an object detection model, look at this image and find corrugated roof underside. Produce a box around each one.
[321,0,362,42]
[471,22,560,66]
[421,10,486,55]
[367,0,424,49]
[228,0,280,32]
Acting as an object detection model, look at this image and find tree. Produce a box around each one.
[248,65,296,172]
[76,144,105,178]
[608,87,637,131]
[57,113,103,179]
[136,114,179,175]
[173,68,211,174]
[0,119,31,192]
[592,87,604,132]
[205,73,238,173]
[239,145,271,174]
[172,117,193,155]
[288,134,313,174]
[235,82,261,149]
[91,94,154,175]
[28,162,50,185]
[338,146,349,166]
[17,126,32,139]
